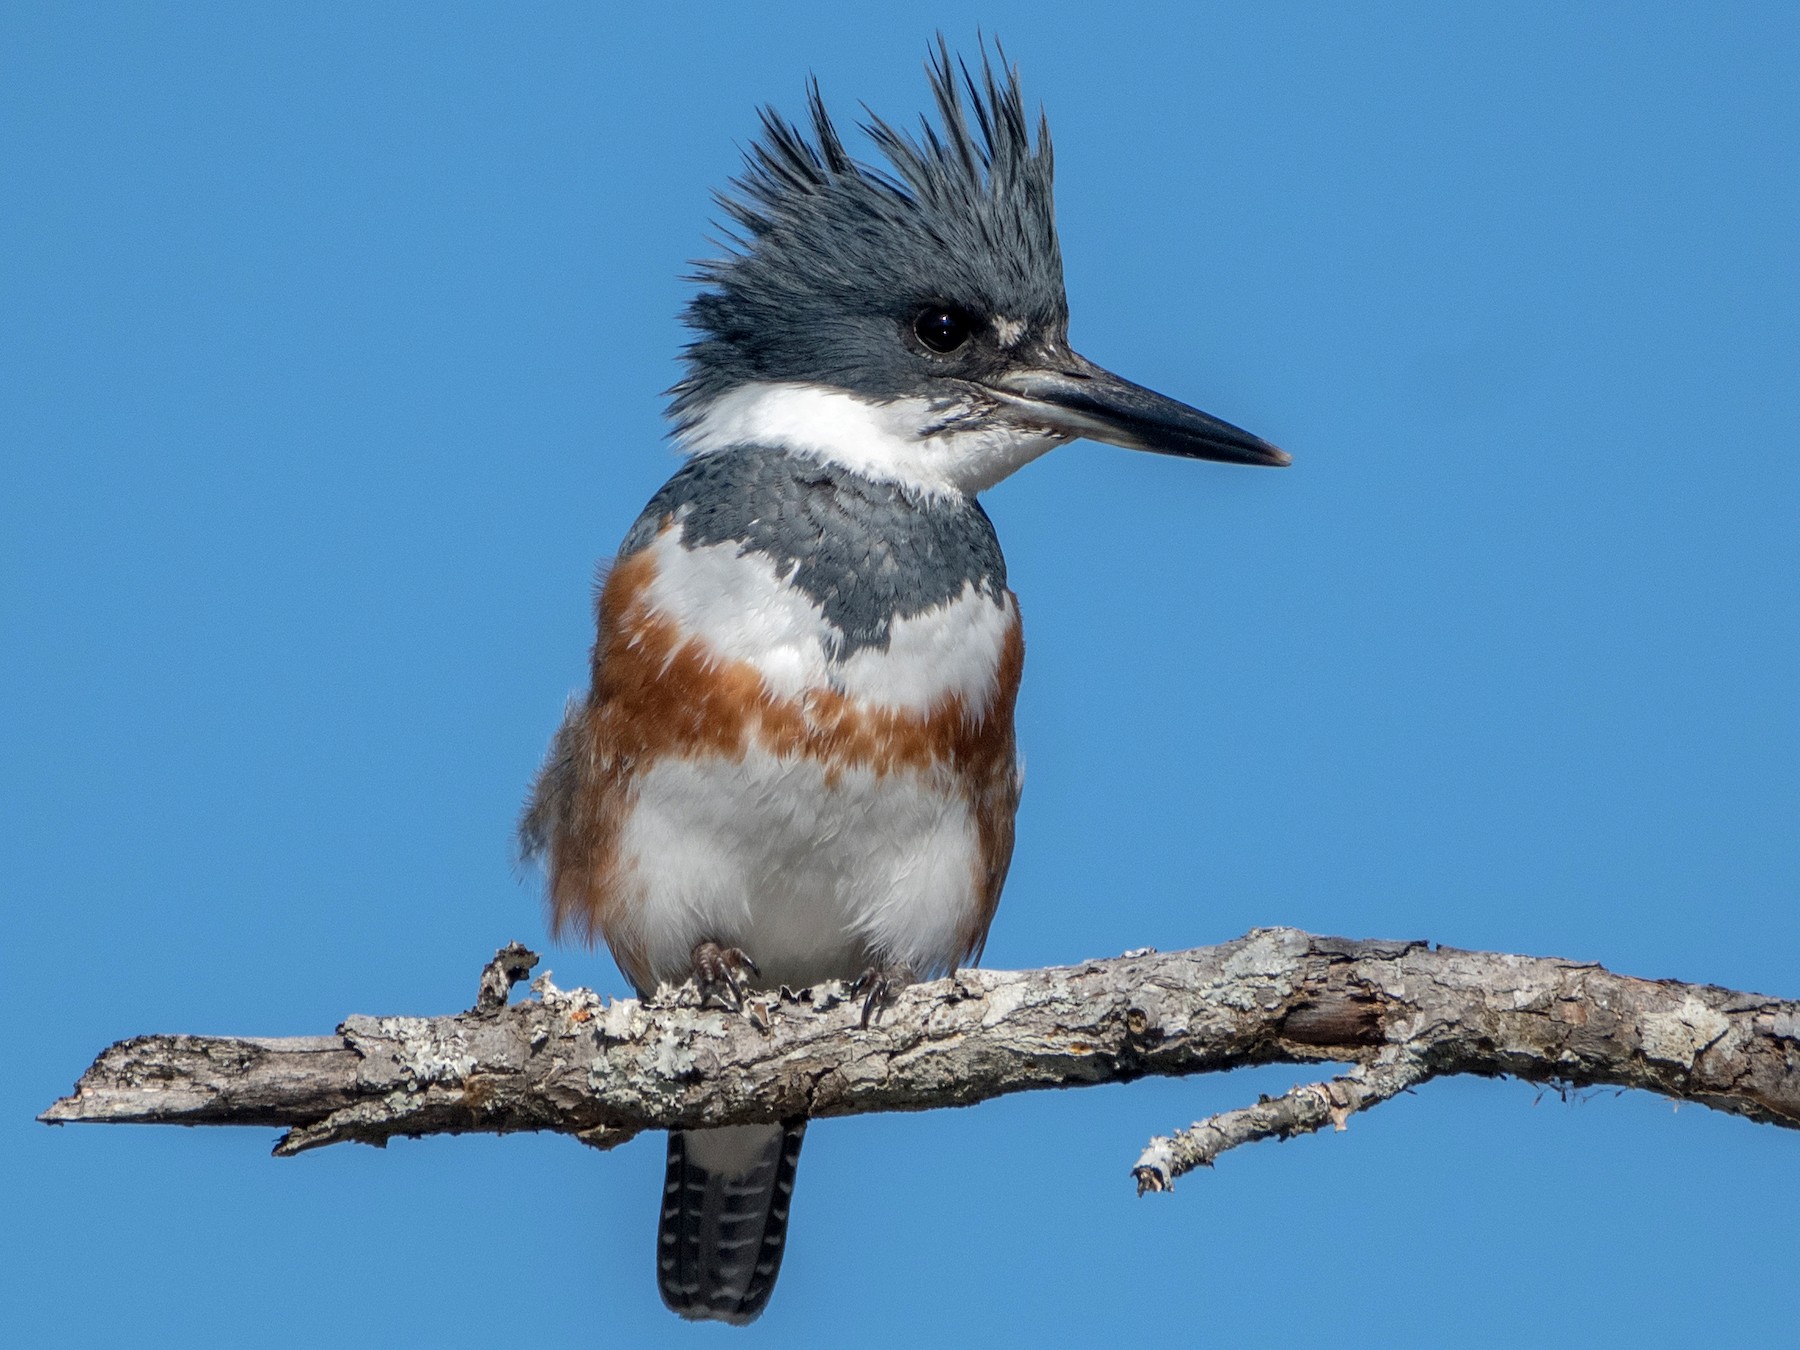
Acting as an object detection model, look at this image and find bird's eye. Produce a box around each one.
[912,305,975,355]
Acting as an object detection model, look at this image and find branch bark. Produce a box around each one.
[41,929,1800,1188]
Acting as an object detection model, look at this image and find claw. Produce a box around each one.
[690,940,759,1009]
[849,961,917,1028]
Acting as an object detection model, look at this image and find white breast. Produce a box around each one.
[637,522,1015,717]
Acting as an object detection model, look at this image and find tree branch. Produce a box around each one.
[41,929,1800,1186]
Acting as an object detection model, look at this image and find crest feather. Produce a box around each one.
[672,37,1066,423]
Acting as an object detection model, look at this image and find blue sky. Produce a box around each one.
[4,4,1796,1344]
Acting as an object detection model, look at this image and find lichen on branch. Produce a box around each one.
[40,929,1800,1186]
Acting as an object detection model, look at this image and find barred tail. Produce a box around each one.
[657,1122,806,1325]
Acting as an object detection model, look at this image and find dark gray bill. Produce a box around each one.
[982,351,1290,467]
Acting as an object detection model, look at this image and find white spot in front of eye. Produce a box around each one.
[993,316,1027,348]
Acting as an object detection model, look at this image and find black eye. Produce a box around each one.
[912,305,974,354]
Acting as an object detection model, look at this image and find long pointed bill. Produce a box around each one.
[982,351,1290,467]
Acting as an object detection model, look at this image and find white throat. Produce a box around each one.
[678,381,1065,498]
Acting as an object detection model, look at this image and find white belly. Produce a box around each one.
[617,747,982,989]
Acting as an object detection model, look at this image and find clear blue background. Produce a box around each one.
[6,4,1796,1344]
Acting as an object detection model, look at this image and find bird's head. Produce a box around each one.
[671,39,1289,497]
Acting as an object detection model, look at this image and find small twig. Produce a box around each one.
[1132,1051,1431,1193]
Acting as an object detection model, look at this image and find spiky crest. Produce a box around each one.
[671,38,1066,423]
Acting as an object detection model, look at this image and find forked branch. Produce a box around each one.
[40,929,1800,1187]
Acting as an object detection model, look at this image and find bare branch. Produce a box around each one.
[40,929,1800,1186]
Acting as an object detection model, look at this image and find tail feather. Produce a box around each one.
[658,1122,806,1325]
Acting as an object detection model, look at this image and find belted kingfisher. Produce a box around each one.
[522,41,1287,1325]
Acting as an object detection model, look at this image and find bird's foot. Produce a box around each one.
[849,961,917,1028]
[689,940,760,1009]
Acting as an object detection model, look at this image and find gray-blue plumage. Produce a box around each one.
[620,446,1008,656]
[670,39,1066,424]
